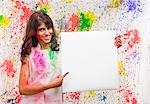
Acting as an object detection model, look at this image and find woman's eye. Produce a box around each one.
[38,28,45,32]
[47,27,50,29]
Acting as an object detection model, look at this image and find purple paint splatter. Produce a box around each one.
[32,49,47,71]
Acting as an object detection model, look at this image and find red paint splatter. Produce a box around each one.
[123,29,140,48]
[68,92,80,101]
[21,6,33,22]
[16,95,21,103]
[118,87,138,104]
[66,13,79,32]
[14,1,33,22]
[114,35,122,48]
[0,60,16,78]
[126,97,130,103]
[132,98,137,104]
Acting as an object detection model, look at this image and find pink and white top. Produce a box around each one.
[20,45,62,104]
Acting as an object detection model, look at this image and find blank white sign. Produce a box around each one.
[61,31,119,93]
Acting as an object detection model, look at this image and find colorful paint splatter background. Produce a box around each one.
[0,0,149,103]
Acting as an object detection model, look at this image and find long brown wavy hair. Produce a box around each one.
[21,11,59,62]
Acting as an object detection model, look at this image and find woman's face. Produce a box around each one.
[36,22,53,44]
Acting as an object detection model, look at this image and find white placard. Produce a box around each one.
[61,31,119,92]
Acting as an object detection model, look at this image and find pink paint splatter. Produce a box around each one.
[0,60,16,78]
[41,0,48,4]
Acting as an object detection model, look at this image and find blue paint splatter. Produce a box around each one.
[7,98,16,104]
[128,0,136,12]
[101,95,107,102]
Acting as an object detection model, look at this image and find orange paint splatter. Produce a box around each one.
[66,13,79,32]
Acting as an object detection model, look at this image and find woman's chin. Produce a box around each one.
[43,39,51,43]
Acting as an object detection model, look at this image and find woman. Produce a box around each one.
[19,11,68,104]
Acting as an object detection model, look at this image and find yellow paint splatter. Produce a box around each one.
[62,0,73,3]
[86,11,96,26]
[87,90,96,99]
[66,0,73,3]
[118,60,128,76]
[118,60,124,69]
[0,15,10,30]
[108,0,122,8]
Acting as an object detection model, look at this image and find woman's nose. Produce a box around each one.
[45,29,50,35]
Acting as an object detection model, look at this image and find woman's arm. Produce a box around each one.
[19,57,68,95]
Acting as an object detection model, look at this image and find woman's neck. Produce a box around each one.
[38,41,50,50]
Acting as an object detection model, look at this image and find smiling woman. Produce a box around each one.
[19,11,69,104]
[36,22,53,49]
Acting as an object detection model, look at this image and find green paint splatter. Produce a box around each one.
[78,11,95,31]
[0,15,3,20]
[48,49,58,69]
[41,8,47,14]
[49,49,55,60]
[35,2,51,14]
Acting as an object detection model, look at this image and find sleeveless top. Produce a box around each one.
[20,44,62,104]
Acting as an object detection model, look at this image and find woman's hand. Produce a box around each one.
[48,72,69,88]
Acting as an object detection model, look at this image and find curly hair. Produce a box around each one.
[21,11,59,62]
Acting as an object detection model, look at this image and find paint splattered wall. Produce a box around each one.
[0,0,149,104]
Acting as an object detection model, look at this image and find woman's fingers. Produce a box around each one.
[55,72,69,80]
[63,72,69,78]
